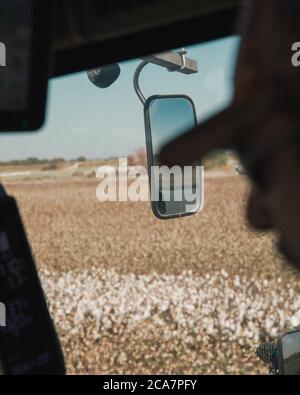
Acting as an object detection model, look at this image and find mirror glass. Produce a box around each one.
[144,95,202,219]
[282,331,300,375]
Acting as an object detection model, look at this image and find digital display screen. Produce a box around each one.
[0,0,33,111]
[0,196,65,375]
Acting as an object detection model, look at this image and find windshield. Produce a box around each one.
[0,35,297,375]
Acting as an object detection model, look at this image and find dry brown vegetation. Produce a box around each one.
[2,174,300,375]
[127,148,147,167]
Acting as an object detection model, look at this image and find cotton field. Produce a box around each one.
[3,175,300,374]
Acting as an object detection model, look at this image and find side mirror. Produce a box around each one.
[144,94,202,219]
[277,330,300,375]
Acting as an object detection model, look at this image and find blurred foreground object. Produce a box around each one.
[257,330,300,375]
[159,0,300,168]
[54,0,239,50]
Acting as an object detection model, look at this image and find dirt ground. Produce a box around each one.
[3,175,300,375]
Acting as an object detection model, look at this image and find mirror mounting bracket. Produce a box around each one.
[133,49,198,105]
[133,60,149,105]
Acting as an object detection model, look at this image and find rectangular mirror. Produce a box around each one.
[144,94,203,219]
[278,330,300,375]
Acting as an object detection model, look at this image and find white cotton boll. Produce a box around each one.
[160,302,169,312]
[220,270,228,278]
[40,265,300,374]
[270,327,278,337]
[233,275,240,288]
[291,314,300,327]
[263,279,269,287]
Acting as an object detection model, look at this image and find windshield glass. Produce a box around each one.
[0,35,297,375]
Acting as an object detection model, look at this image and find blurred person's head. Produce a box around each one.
[160,0,300,270]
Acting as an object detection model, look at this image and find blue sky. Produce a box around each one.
[0,35,240,161]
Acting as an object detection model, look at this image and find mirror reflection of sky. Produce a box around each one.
[149,97,196,155]
[282,331,300,375]
[283,332,300,360]
[0,35,240,161]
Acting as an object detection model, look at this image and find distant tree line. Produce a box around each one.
[0,157,88,166]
